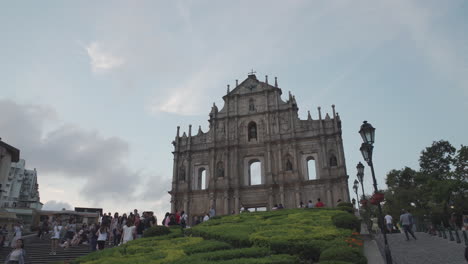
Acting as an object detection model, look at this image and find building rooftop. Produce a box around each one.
[0,138,20,162]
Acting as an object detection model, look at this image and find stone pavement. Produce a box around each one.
[375,232,466,264]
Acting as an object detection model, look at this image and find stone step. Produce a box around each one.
[0,237,115,264]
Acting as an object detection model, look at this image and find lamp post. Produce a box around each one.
[353,180,359,211]
[356,162,365,199]
[359,121,393,264]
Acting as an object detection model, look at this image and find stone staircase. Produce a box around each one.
[0,236,103,264]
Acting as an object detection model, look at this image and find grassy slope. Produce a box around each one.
[69,208,366,264]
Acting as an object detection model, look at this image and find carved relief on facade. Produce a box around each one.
[217,161,224,178]
[216,121,226,138]
[279,112,290,133]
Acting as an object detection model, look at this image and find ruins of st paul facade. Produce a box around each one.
[170,73,350,222]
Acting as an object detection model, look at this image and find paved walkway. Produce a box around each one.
[375,232,466,264]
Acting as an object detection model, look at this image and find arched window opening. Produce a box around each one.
[198,168,207,190]
[307,157,317,180]
[249,160,262,185]
[329,155,338,167]
[285,156,293,171]
[248,122,257,141]
[249,98,255,111]
[217,161,224,178]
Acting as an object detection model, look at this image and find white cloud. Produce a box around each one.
[85,41,125,73]
[43,200,73,211]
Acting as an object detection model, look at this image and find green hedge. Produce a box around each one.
[320,246,367,264]
[320,261,353,264]
[142,225,171,237]
[336,206,354,214]
[71,209,365,264]
[332,212,360,231]
[337,202,353,208]
[183,240,233,255]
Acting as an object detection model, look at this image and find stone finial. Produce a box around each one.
[325,113,330,120]
[265,75,268,84]
[227,84,230,94]
[332,104,336,117]
[198,125,203,135]
[176,126,180,137]
[318,107,322,120]
[236,79,239,86]
[275,77,278,87]
[188,125,192,137]
[307,111,312,121]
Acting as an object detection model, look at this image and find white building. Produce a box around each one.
[0,138,20,193]
[2,159,42,210]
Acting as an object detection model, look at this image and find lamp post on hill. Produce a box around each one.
[353,180,359,211]
[356,162,365,199]
[359,121,393,264]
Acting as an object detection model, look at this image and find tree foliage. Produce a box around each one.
[383,140,468,227]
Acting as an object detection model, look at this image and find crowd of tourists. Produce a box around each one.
[0,222,23,249]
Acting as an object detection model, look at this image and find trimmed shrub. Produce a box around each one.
[320,246,367,264]
[320,261,353,264]
[142,225,170,237]
[184,240,233,255]
[213,254,299,264]
[337,206,354,214]
[171,247,271,263]
[332,213,360,231]
[337,202,353,208]
[269,239,327,261]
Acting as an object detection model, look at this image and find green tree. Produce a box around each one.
[383,167,419,219]
[384,140,468,227]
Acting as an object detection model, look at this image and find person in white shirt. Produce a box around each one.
[10,222,22,248]
[203,214,210,222]
[96,225,109,250]
[50,220,62,255]
[5,239,26,264]
[384,214,393,233]
[307,200,314,208]
[121,220,136,244]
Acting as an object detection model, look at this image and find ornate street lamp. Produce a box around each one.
[358,121,393,264]
[358,120,375,145]
[353,180,359,210]
[356,162,366,199]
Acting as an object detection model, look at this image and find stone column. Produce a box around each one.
[224,191,229,214]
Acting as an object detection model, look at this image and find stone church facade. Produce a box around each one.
[169,73,349,222]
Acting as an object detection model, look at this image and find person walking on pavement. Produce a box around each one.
[400,209,417,241]
[385,214,393,233]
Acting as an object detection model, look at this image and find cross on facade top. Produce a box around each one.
[248,69,256,75]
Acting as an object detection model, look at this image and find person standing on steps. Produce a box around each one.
[96,224,109,250]
[400,209,417,241]
[121,219,136,245]
[4,239,26,264]
[50,220,62,255]
[64,219,76,249]
[10,222,22,248]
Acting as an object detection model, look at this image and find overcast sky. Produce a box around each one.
[1,1,467,220]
